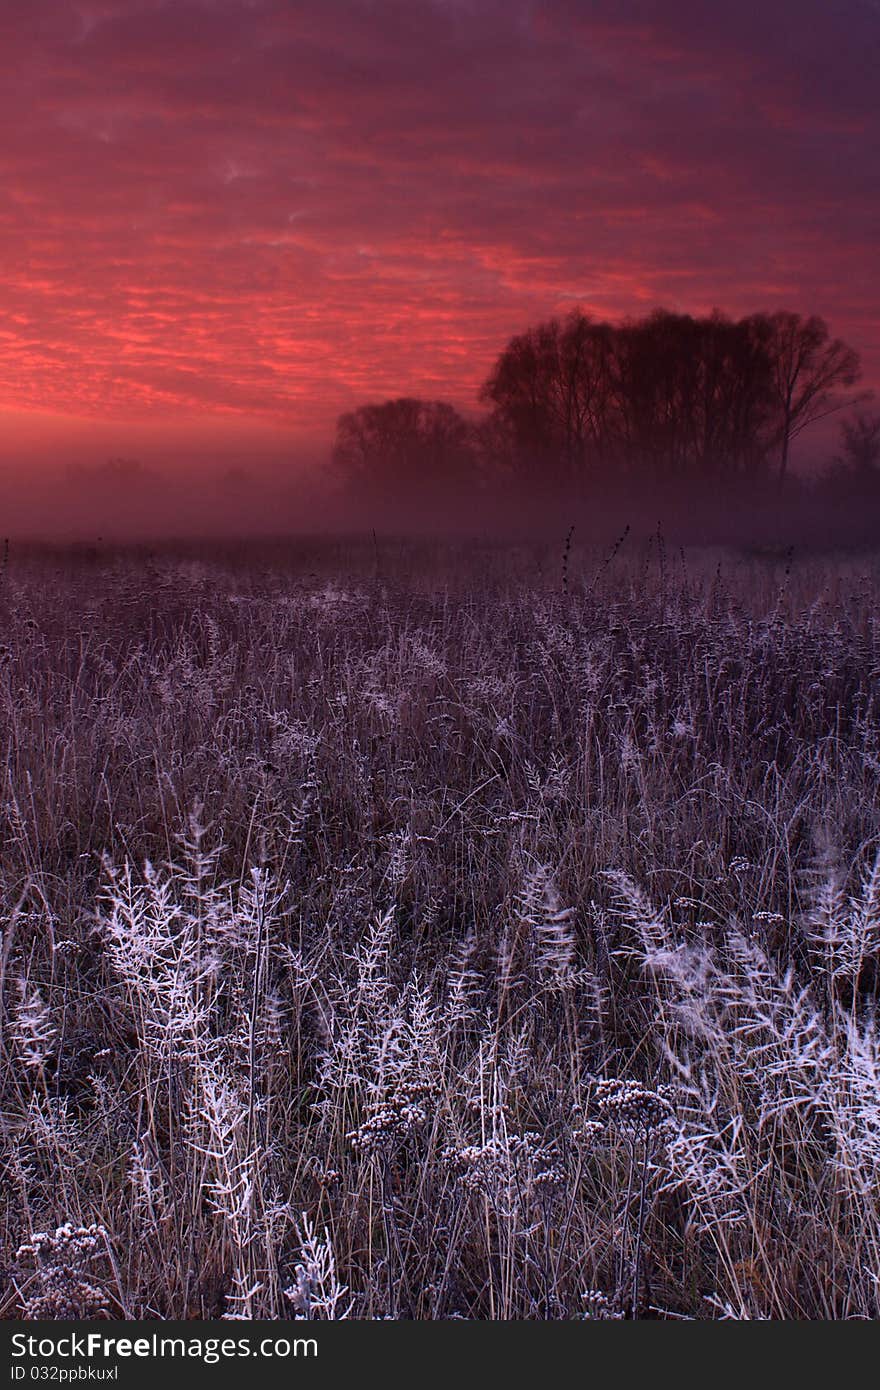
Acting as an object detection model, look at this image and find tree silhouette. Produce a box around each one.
[333,398,476,508]
[612,310,776,484]
[479,311,615,486]
[481,308,781,492]
[336,308,866,512]
[756,312,863,490]
[835,410,880,478]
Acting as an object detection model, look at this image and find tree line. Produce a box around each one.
[333,308,874,506]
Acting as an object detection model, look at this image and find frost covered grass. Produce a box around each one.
[1,537,879,1319]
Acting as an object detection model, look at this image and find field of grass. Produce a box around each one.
[1,537,879,1319]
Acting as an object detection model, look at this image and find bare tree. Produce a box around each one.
[835,410,880,478]
[333,398,476,509]
[479,311,615,487]
[482,308,777,492]
[611,310,776,484]
[342,310,865,512]
[755,312,863,490]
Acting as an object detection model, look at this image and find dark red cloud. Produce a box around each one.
[0,0,877,451]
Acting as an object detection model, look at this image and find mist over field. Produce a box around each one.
[4,300,878,547]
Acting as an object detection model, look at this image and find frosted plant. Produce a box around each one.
[825,1009,880,1200]
[11,980,56,1073]
[284,1215,351,1319]
[98,857,214,1061]
[506,862,576,990]
[221,1269,266,1321]
[806,853,880,986]
[640,939,720,1043]
[386,829,411,892]
[318,911,444,1129]
[580,1289,624,1320]
[446,930,483,1027]
[21,1093,83,1167]
[594,1077,677,1139]
[344,908,396,1015]
[661,1085,755,1229]
[719,930,833,1117]
[15,1224,111,1321]
[444,1132,565,1220]
[127,1136,172,1232]
[347,1084,432,1156]
[606,869,672,959]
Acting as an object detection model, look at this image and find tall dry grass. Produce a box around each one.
[1,537,878,1318]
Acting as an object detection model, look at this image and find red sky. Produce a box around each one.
[1,0,878,469]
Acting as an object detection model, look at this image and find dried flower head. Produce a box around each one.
[594,1077,677,1137]
[15,1223,111,1320]
[580,1289,624,1320]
